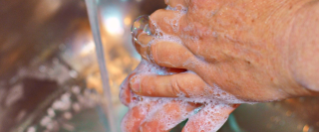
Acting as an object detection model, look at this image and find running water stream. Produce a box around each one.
[85,0,118,131]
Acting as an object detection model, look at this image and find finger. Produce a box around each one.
[120,61,164,106]
[121,101,157,132]
[165,0,187,8]
[130,72,214,98]
[121,61,190,132]
[165,0,188,12]
[134,33,202,70]
[119,75,133,106]
[149,9,186,35]
[139,101,201,132]
[147,40,198,69]
[182,104,238,132]
[120,61,152,106]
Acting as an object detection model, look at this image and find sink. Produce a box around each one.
[0,0,318,132]
[220,97,319,132]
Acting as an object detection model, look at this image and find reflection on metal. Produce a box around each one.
[80,40,95,57]
[34,0,62,22]
[104,17,124,36]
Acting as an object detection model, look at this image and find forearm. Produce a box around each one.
[289,0,319,91]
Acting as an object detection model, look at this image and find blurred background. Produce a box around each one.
[0,0,318,132]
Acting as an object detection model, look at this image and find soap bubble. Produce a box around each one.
[131,15,151,42]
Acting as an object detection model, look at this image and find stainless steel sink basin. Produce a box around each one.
[0,0,318,132]
[220,97,319,132]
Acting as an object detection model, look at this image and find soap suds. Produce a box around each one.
[121,60,254,132]
[122,5,256,131]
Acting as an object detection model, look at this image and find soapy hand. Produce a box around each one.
[121,0,319,131]
[130,0,318,102]
[120,61,238,132]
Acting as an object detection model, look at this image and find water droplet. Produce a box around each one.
[131,15,151,42]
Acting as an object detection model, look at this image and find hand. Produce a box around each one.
[130,0,319,102]
[120,61,238,132]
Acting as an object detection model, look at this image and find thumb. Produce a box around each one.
[129,72,213,98]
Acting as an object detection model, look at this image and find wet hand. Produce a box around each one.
[120,61,238,132]
[130,0,317,102]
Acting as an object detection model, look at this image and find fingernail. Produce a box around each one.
[130,75,141,93]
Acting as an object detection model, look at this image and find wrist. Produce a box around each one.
[289,1,319,92]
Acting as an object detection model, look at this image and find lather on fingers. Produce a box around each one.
[121,96,202,132]
[139,101,200,132]
[149,9,186,36]
[133,31,202,70]
[165,0,188,9]
[120,61,203,132]
[120,63,237,132]
[182,104,238,132]
[130,72,210,98]
[121,102,155,132]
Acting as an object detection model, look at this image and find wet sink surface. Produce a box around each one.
[220,97,319,132]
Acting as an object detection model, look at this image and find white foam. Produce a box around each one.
[166,5,188,13]
[122,7,257,130]
[127,60,257,105]
[183,104,233,132]
[121,60,257,132]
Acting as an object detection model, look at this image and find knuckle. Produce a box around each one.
[150,9,182,34]
[170,76,186,96]
[148,43,158,64]
[166,0,188,10]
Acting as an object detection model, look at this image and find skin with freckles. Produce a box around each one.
[130,0,319,101]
